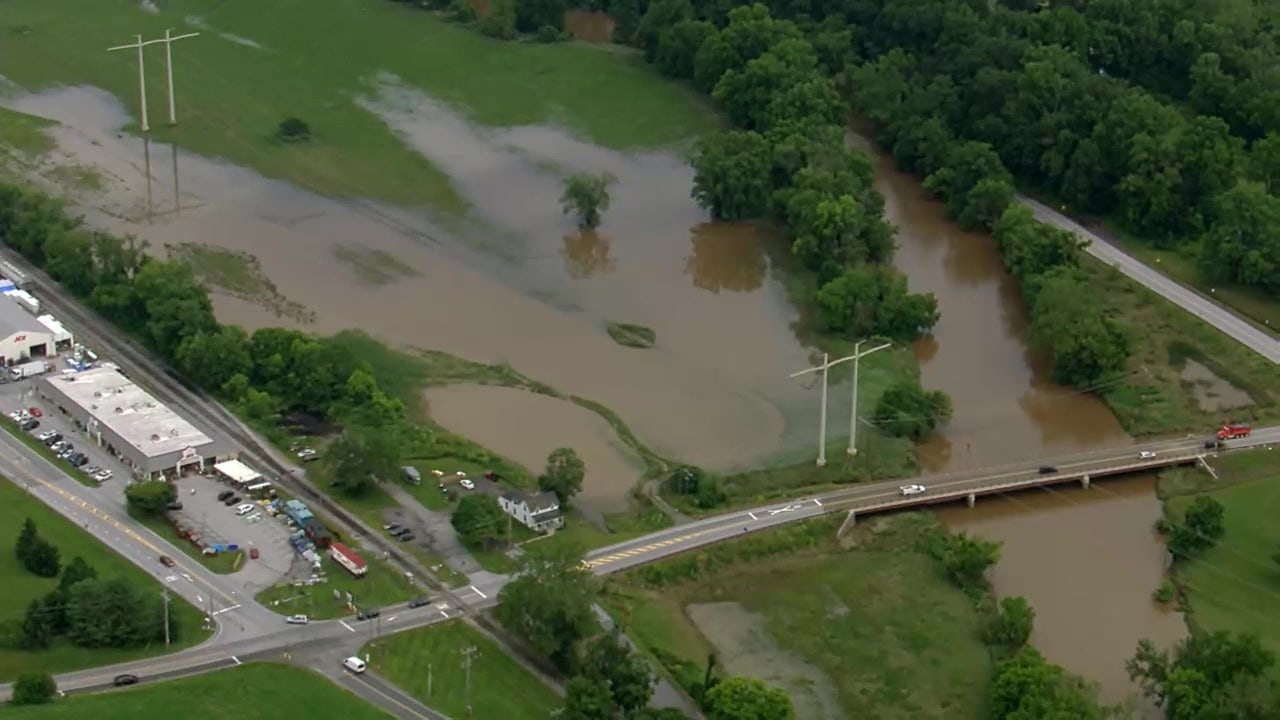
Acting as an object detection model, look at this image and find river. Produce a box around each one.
[3,85,1183,699]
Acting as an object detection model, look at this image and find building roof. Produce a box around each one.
[330,542,367,568]
[45,366,214,458]
[214,459,262,484]
[0,294,46,339]
[36,314,71,340]
[504,490,560,512]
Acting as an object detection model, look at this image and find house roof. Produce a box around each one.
[529,506,563,523]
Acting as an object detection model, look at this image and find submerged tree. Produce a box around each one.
[560,172,616,229]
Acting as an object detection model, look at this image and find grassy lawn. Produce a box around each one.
[1094,256,1280,436]
[2,662,393,719]
[537,503,674,555]
[604,513,990,719]
[257,553,420,619]
[0,0,716,210]
[0,480,209,680]
[1161,449,1280,673]
[131,511,244,575]
[364,621,562,720]
[0,107,57,157]
[1103,228,1280,336]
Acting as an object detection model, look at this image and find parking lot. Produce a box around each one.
[0,374,297,593]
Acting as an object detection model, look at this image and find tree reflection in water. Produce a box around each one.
[684,222,766,293]
[561,229,616,279]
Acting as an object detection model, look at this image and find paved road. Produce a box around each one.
[583,427,1280,574]
[1022,196,1280,363]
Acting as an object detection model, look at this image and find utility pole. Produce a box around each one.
[427,663,433,698]
[157,28,200,125]
[847,340,892,456]
[461,645,479,718]
[161,590,171,647]
[790,342,890,466]
[107,35,162,133]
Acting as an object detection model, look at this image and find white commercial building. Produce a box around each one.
[213,459,263,486]
[0,296,56,366]
[36,366,231,480]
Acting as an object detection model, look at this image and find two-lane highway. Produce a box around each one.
[583,428,1279,574]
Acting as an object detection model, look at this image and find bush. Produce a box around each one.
[446,0,477,21]
[125,481,177,517]
[1153,579,1177,604]
[536,24,561,43]
[11,672,57,706]
[275,117,312,143]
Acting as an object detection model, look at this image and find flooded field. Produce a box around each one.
[423,384,645,516]
[847,133,1133,473]
[937,475,1185,711]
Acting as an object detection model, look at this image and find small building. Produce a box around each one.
[498,490,565,533]
[0,296,55,366]
[36,314,74,352]
[36,366,231,480]
[329,542,367,577]
[214,459,262,487]
[303,517,332,549]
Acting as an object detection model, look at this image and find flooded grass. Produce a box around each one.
[332,244,420,285]
[166,242,314,322]
[0,0,716,210]
[46,163,102,190]
[606,321,656,349]
[605,513,991,719]
[1164,450,1280,669]
[0,106,55,156]
[1097,257,1280,435]
[364,621,563,720]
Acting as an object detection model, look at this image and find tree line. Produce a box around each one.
[3,519,179,653]
[0,184,421,496]
[497,544,796,719]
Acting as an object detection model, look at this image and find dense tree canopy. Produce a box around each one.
[704,676,794,720]
[1129,631,1279,720]
[495,544,597,672]
[991,648,1107,720]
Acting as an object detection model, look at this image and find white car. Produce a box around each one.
[1138,451,1157,459]
[93,470,113,482]
[459,478,475,490]
[899,484,927,496]
[236,503,256,515]
[286,614,309,625]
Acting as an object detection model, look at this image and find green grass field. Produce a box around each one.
[2,662,392,719]
[257,554,420,619]
[606,513,991,719]
[0,107,57,157]
[1164,449,1280,673]
[0,480,209,680]
[1095,256,1280,436]
[363,621,562,720]
[0,0,716,210]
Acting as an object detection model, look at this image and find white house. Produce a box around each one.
[498,491,565,533]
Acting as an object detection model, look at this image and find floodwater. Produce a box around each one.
[937,475,1185,712]
[423,384,646,516]
[847,132,1132,472]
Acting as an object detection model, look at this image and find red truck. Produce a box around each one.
[1216,422,1251,440]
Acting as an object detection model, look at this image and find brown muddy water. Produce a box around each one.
[847,133,1132,473]
[423,384,646,516]
[937,475,1184,712]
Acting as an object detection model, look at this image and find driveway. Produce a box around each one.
[382,482,483,576]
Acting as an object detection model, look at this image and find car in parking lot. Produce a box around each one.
[383,522,401,532]
[408,597,431,609]
[389,526,410,537]
[42,434,62,447]
[68,453,88,467]
[93,469,113,482]
[8,410,27,422]
[286,614,309,625]
[37,430,58,442]
[159,555,176,567]
[217,490,234,502]
[296,448,320,462]
[249,547,260,559]
[459,478,475,490]
[398,533,415,542]
[20,418,39,431]
[28,407,42,417]
[899,484,927,496]
[236,503,255,515]
[224,495,241,506]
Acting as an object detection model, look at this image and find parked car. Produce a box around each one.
[93,470,113,482]
[112,674,140,687]
[82,464,102,475]
[68,454,88,467]
[484,471,502,481]
[28,407,42,417]
[389,526,410,537]
[20,418,39,431]
[50,440,69,453]
[459,478,475,490]
[159,555,176,567]
[398,533,415,542]
[249,547,260,559]
[8,410,27,422]
[37,430,57,442]
[167,501,183,511]
[383,523,401,532]
[224,495,241,506]
[286,614,309,625]
[235,503,255,515]
[296,448,320,462]
[408,597,431,609]
[217,490,234,502]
